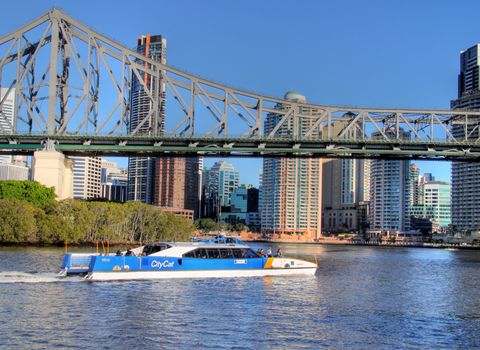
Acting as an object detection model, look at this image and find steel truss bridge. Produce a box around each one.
[1,8,480,160]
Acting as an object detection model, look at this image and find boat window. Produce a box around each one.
[198,248,208,258]
[142,244,171,256]
[183,248,209,258]
[218,248,234,259]
[232,249,244,258]
[244,248,259,258]
[183,250,196,258]
[183,247,252,259]
[206,248,220,259]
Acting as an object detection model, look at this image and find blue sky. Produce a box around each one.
[3,0,480,186]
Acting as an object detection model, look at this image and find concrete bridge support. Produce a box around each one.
[32,150,73,200]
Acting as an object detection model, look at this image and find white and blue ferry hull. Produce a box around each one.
[85,267,316,281]
[84,256,317,281]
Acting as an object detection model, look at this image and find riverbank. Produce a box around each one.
[250,238,480,250]
[3,235,480,250]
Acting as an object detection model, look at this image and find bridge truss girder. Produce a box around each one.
[0,8,480,158]
[1,134,480,162]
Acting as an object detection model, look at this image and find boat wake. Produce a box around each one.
[0,271,82,284]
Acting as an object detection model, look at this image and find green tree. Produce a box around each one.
[0,199,39,243]
[0,181,55,208]
[0,197,197,245]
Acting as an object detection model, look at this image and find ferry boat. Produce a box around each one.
[60,237,317,281]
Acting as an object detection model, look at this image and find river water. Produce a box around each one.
[1,244,480,349]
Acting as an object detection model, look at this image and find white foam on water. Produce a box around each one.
[0,271,83,284]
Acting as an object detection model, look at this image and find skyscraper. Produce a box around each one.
[322,122,368,233]
[322,158,367,233]
[451,44,480,232]
[410,163,420,206]
[127,35,201,213]
[204,161,239,218]
[370,129,411,235]
[127,35,167,203]
[261,92,322,240]
[424,181,451,228]
[154,157,200,217]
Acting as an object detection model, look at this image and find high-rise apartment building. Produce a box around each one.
[424,182,451,228]
[410,181,451,230]
[451,44,480,232]
[127,34,167,203]
[204,161,239,218]
[71,156,102,199]
[154,157,200,217]
[410,163,420,206]
[261,92,322,240]
[322,122,368,233]
[322,158,368,233]
[127,35,201,213]
[370,129,411,235]
[362,159,371,202]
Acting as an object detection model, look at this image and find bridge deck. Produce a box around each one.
[1,134,479,161]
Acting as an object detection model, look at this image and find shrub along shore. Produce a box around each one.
[0,181,195,245]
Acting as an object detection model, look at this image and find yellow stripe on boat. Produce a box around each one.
[264,257,274,269]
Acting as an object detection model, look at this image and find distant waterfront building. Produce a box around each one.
[410,181,451,231]
[160,207,194,221]
[322,158,368,233]
[370,129,411,235]
[423,173,435,183]
[204,161,239,218]
[197,157,204,217]
[101,179,127,202]
[362,159,371,202]
[261,92,322,240]
[100,160,127,202]
[322,122,368,233]
[0,157,29,181]
[101,160,122,183]
[424,182,451,228]
[221,184,249,224]
[127,34,167,204]
[200,164,212,218]
[451,44,480,232]
[126,34,200,214]
[410,164,420,206]
[221,184,259,227]
[154,157,200,218]
[71,156,102,199]
[0,88,15,165]
[247,186,259,213]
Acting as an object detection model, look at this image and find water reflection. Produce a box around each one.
[1,246,480,349]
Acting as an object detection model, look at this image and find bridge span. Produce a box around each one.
[1,8,480,160]
[1,134,480,161]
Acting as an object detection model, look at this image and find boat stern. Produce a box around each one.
[263,257,318,275]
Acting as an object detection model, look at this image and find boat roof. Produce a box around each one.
[147,239,252,257]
